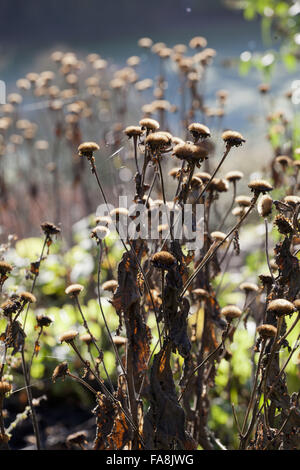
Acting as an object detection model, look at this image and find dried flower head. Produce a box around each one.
[145,132,170,151]
[239,282,259,293]
[113,336,128,346]
[124,125,144,138]
[195,171,211,183]
[222,130,245,147]
[284,195,300,208]
[192,288,209,300]
[248,179,273,195]
[267,299,295,317]
[20,292,37,304]
[65,284,84,296]
[102,280,118,292]
[235,195,252,207]
[1,298,22,316]
[41,221,61,236]
[80,333,93,345]
[225,171,244,183]
[188,123,211,141]
[258,83,270,94]
[256,324,277,338]
[78,141,100,157]
[138,37,153,49]
[139,118,160,131]
[0,381,12,396]
[110,207,129,217]
[95,215,112,226]
[275,155,292,167]
[221,305,242,320]
[36,314,53,328]
[59,330,78,344]
[52,362,69,382]
[66,431,88,448]
[274,214,293,235]
[173,142,208,162]
[293,299,300,311]
[210,178,228,193]
[258,195,273,218]
[151,251,176,270]
[210,231,226,242]
[168,167,181,179]
[189,36,207,49]
[0,261,13,275]
[90,225,109,241]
